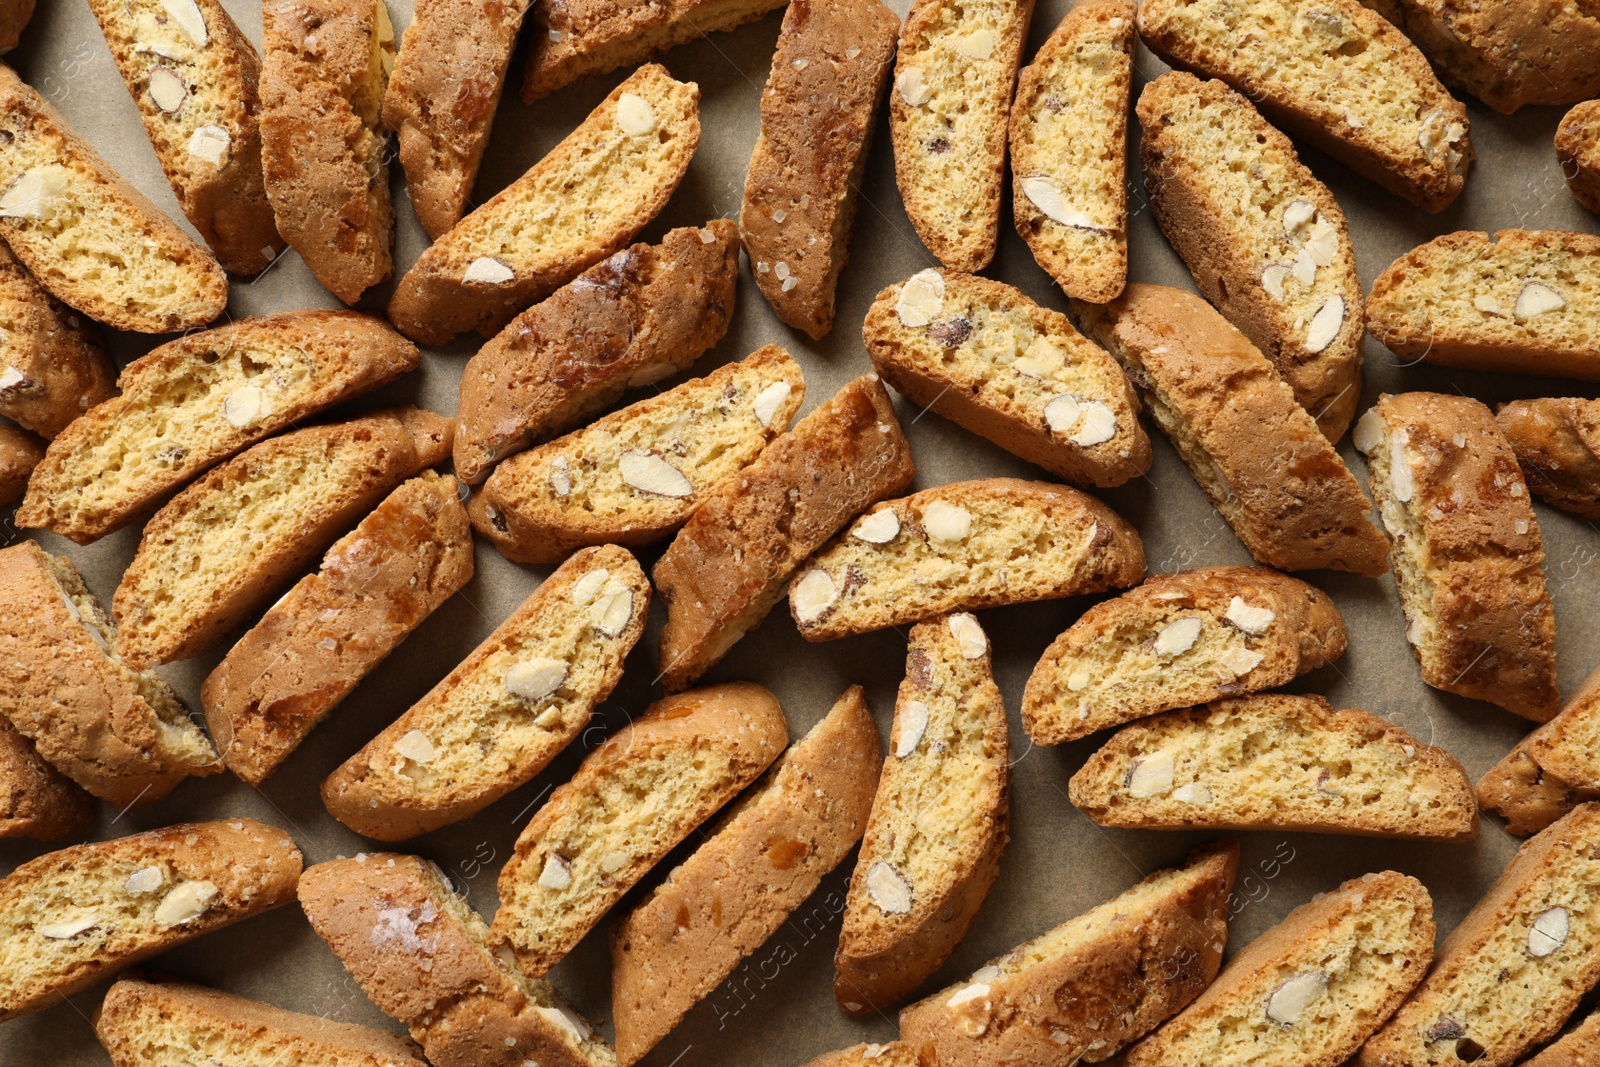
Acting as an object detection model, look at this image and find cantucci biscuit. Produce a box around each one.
[1353,392,1559,721]
[113,406,453,669]
[203,472,474,786]
[19,310,421,544]
[260,0,395,304]
[1361,804,1600,1067]
[899,841,1238,1066]
[383,0,532,238]
[1138,0,1471,212]
[863,269,1149,487]
[611,686,882,1065]
[96,979,427,1067]
[0,716,94,841]
[0,423,41,504]
[321,545,648,840]
[519,0,785,103]
[799,1044,920,1067]
[0,541,218,808]
[1137,72,1363,440]
[1497,397,1600,519]
[455,221,739,485]
[1478,666,1600,836]
[1022,566,1347,746]
[1523,1011,1600,1067]
[890,0,1033,271]
[298,854,616,1067]
[1365,230,1600,380]
[390,64,700,345]
[1008,0,1133,301]
[0,63,227,333]
[1558,102,1600,215]
[0,1,29,52]
[739,0,897,339]
[470,345,805,564]
[1362,0,1600,113]
[490,682,789,976]
[1073,283,1389,574]
[1069,693,1478,841]
[790,478,1144,641]
[1126,871,1434,1067]
[86,0,283,276]
[654,373,914,691]
[835,614,1008,1014]
[0,818,302,1021]
[0,240,115,438]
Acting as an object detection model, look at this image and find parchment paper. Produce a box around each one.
[5,1,1599,1063]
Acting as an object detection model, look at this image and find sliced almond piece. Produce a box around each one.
[1225,597,1275,634]
[1266,971,1329,1026]
[463,257,515,285]
[1305,296,1345,354]
[922,500,972,543]
[505,657,568,701]
[1514,282,1566,321]
[1153,617,1202,657]
[161,0,209,45]
[153,880,219,927]
[865,860,913,914]
[752,381,792,428]
[393,729,438,763]
[852,509,902,544]
[147,67,188,113]
[591,583,634,636]
[1528,907,1569,957]
[897,67,931,107]
[187,125,231,165]
[1125,750,1175,798]
[896,269,945,326]
[38,913,101,939]
[894,700,930,758]
[619,450,692,498]
[221,386,264,428]
[538,853,573,890]
[615,93,657,136]
[948,613,987,659]
[792,569,837,623]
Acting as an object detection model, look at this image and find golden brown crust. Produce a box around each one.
[382,0,532,239]
[491,683,790,976]
[653,373,915,691]
[1355,392,1560,721]
[1497,397,1600,520]
[0,241,114,439]
[0,0,31,53]
[113,407,453,669]
[454,221,738,484]
[0,715,94,840]
[1072,283,1387,574]
[610,686,882,1064]
[0,422,42,504]
[1477,667,1600,836]
[0,819,303,1021]
[898,841,1239,1067]
[1522,1011,1600,1067]
[260,0,395,304]
[1558,101,1600,215]
[203,472,474,785]
[797,1043,921,1067]
[740,0,898,339]
[95,978,426,1066]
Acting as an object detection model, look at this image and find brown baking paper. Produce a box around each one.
[5,1,1600,1063]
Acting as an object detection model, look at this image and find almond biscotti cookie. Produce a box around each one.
[1008,0,1132,301]
[0,717,94,841]
[0,0,30,53]
[114,406,452,669]
[0,541,218,808]
[204,472,473,786]
[740,0,897,339]
[899,841,1238,1066]
[801,1044,920,1067]
[1523,1011,1600,1067]
[20,310,421,545]
[654,373,914,691]
[298,854,616,1067]
[1022,566,1347,746]
[471,345,805,563]
[1073,283,1389,574]
[96,978,428,1067]
[1366,230,1600,380]
[0,423,41,504]
[890,0,1033,271]
[1127,870,1433,1067]
[1497,397,1600,520]
[383,0,533,239]
[611,686,882,1065]
[1070,693,1478,840]
[1361,803,1600,1067]
[322,545,647,840]
[0,818,302,1021]
[790,478,1143,641]
[86,0,283,276]
[0,63,227,332]
[1558,102,1600,215]
[836,613,1008,1014]
[1361,0,1600,113]
[864,269,1149,486]
[0,241,115,439]
[491,682,789,977]
[520,0,785,103]
[260,0,395,304]
[1138,73,1363,440]
[390,64,700,345]
[1353,392,1560,721]
[1139,0,1471,211]
[1478,666,1600,836]
[455,221,739,484]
